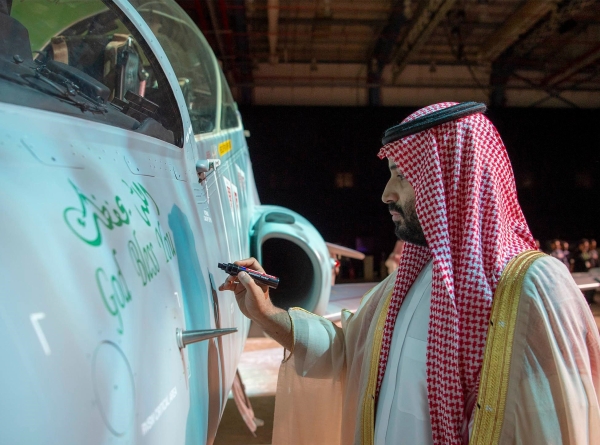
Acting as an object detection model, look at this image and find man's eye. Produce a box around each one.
[397,174,405,180]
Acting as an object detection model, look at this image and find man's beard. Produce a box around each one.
[389,200,427,247]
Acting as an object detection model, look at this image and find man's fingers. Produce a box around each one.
[220,257,265,291]
[234,257,265,273]
[238,272,269,299]
[219,276,240,292]
[219,280,233,291]
[219,261,269,306]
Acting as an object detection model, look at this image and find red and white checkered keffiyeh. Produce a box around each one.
[377,103,535,445]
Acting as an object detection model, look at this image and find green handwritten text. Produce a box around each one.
[122,180,159,227]
[128,230,160,286]
[64,180,130,247]
[155,222,177,263]
[96,249,132,334]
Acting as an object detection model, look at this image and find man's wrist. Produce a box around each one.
[254,306,294,351]
[255,304,287,328]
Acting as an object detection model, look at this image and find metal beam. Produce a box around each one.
[204,0,228,65]
[510,72,580,108]
[367,1,408,105]
[239,78,600,91]
[390,0,458,83]
[276,16,385,28]
[487,0,596,107]
[193,0,215,49]
[217,0,240,85]
[229,0,254,103]
[541,43,600,87]
[512,0,595,58]
[489,59,512,107]
[477,0,557,63]
[267,0,279,64]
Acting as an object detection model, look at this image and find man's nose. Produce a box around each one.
[381,179,398,204]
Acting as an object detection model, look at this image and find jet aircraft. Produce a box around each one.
[0,0,361,443]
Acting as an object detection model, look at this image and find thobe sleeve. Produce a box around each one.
[284,308,347,379]
[498,256,600,445]
[272,272,398,445]
[271,307,347,445]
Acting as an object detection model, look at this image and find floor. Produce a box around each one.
[214,293,600,445]
[213,324,281,445]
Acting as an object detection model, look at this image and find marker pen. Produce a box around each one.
[218,262,280,289]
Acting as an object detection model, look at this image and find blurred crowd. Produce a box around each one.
[385,238,600,274]
[383,238,599,305]
[540,238,599,273]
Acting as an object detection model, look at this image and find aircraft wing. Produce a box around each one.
[573,268,600,291]
[326,242,366,260]
[324,282,379,322]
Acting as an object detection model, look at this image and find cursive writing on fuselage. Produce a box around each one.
[95,249,132,334]
[63,180,130,247]
[122,180,159,227]
[128,230,160,286]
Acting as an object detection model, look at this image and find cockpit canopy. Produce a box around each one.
[0,0,239,147]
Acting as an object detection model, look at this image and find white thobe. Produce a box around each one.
[272,255,600,445]
[375,260,433,445]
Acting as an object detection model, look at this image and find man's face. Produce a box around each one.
[381,160,427,247]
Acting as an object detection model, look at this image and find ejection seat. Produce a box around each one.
[46,32,146,102]
[0,0,33,63]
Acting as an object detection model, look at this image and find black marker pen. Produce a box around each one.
[218,262,280,289]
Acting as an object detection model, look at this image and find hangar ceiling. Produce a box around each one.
[175,0,600,107]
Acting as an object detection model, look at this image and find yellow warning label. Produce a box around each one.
[218,139,232,156]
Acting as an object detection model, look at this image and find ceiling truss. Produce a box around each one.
[175,0,600,107]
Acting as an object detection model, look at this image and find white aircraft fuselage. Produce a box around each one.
[0,0,335,443]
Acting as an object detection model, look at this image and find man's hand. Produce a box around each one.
[218,258,277,323]
[219,257,293,351]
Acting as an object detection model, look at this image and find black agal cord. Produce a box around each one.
[382,102,487,145]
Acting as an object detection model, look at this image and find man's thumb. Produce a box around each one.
[238,272,263,298]
[238,271,253,286]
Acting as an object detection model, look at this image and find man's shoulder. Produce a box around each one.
[371,267,400,291]
[356,268,398,312]
[521,254,582,302]
[516,253,600,355]
[527,253,568,272]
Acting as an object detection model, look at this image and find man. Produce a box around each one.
[590,239,599,269]
[549,239,569,267]
[220,102,600,444]
[384,240,404,275]
[572,238,593,272]
[563,240,572,271]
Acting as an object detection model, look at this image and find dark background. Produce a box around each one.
[239,106,600,271]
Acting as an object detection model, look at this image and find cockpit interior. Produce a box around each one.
[0,0,184,145]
